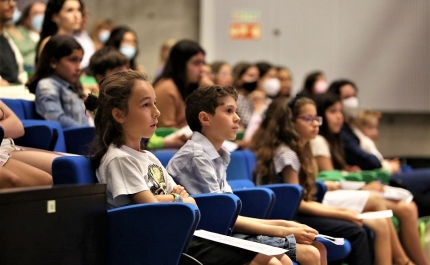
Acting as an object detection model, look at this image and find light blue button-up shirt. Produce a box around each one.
[166,132,233,195]
[35,75,90,128]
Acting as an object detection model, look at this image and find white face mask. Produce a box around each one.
[262,78,281,97]
[98,30,110,43]
[313,80,328,94]
[342,97,359,118]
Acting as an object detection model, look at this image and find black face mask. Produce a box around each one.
[242,81,257,92]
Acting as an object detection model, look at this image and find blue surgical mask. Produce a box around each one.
[31,14,44,32]
[119,45,136,59]
[7,9,21,25]
[98,30,110,43]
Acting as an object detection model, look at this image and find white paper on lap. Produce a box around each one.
[315,234,345,245]
[193,230,287,256]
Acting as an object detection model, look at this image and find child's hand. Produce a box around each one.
[324,180,341,191]
[361,181,384,192]
[172,185,189,198]
[388,158,401,174]
[289,227,318,245]
[340,209,362,226]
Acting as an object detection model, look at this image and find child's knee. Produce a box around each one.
[397,201,418,218]
[297,244,320,264]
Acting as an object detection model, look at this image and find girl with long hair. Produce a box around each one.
[153,40,212,128]
[27,35,90,128]
[250,97,414,265]
[36,0,83,63]
[84,70,292,265]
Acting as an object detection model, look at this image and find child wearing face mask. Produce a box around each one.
[89,19,114,51]
[329,79,430,215]
[6,2,46,69]
[104,26,145,73]
[298,71,328,99]
[232,62,260,128]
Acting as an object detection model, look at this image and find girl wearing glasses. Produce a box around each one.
[250,97,409,265]
[311,93,427,265]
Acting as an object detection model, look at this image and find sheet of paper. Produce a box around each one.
[380,186,413,204]
[194,230,287,256]
[358,210,393,220]
[340,181,366,190]
[315,234,345,245]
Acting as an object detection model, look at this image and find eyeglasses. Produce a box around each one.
[295,115,323,126]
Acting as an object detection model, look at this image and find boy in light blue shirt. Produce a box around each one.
[167,85,327,265]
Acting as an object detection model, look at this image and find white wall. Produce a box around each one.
[201,0,430,112]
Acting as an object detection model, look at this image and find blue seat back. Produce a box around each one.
[14,124,56,150]
[192,193,241,236]
[153,149,177,167]
[315,180,327,203]
[1,98,26,119]
[266,183,303,220]
[233,187,276,219]
[63,126,95,155]
[52,156,97,185]
[226,150,251,180]
[20,99,43,119]
[228,179,255,189]
[108,203,200,265]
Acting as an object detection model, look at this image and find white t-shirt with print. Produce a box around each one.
[96,144,176,209]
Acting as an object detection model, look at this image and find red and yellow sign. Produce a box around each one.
[229,23,262,40]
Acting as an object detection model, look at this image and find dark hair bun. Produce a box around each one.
[84,93,99,112]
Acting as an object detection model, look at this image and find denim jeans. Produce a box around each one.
[234,233,297,261]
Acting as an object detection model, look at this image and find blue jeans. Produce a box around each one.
[234,234,297,261]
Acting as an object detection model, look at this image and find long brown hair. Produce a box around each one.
[84,71,149,169]
[251,97,315,200]
[291,97,318,200]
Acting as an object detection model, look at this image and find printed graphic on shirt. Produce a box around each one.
[148,164,167,195]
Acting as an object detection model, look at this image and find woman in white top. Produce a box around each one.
[311,93,429,264]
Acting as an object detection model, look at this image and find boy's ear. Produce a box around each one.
[50,59,57,69]
[198,111,210,127]
[112,108,125,123]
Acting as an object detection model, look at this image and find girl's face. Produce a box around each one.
[339,84,357,100]
[215,64,233,87]
[53,0,82,33]
[52,48,83,83]
[362,118,379,142]
[325,101,344,133]
[294,103,320,142]
[121,31,137,47]
[119,80,161,141]
[240,66,259,84]
[186,52,205,84]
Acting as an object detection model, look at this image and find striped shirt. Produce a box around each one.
[255,143,301,185]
